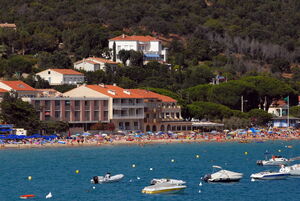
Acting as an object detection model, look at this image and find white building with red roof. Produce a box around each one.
[108,34,167,63]
[74,57,118,72]
[64,84,144,130]
[128,89,188,132]
[36,69,85,85]
[0,80,38,98]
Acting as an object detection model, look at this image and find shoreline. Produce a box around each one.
[0,137,298,150]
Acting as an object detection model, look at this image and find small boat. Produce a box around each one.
[91,173,124,184]
[19,194,35,199]
[203,165,243,182]
[279,164,300,176]
[250,171,290,180]
[150,178,186,185]
[257,155,289,166]
[142,179,187,194]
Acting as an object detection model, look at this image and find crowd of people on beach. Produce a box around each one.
[0,127,300,149]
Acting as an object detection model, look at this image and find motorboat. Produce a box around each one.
[256,155,289,166]
[203,165,243,182]
[91,173,124,184]
[142,178,186,194]
[250,171,290,180]
[150,178,186,185]
[279,164,300,176]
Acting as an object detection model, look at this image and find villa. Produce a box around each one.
[108,34,167,64]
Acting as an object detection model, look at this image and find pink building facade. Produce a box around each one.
[29,97,109,129]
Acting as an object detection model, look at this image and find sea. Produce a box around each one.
[0,140,300,201]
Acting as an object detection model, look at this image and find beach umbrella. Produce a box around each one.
[82,133,91,136]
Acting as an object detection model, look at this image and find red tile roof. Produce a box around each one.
[86,85,143,98]
[109,35,159,42]
[0,88,8,93]
[128,89,176,102]
[0,81,36,91]
[74,57,118,65]
[51,69,83,75]
[89,57,118,64]
[0,23,16,28]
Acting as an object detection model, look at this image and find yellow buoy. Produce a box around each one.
[244,152,248,155]
[196,155,200,158]
[75,170,80,174]
[171,159,175,163]
[132,164,136,168]
[28,176,32,180]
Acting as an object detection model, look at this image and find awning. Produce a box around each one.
[144,54,160,58]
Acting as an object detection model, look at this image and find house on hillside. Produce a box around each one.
[108,34,167,64]
[0,80,38,98]
[74,57,119,72]
[36,69,85,85]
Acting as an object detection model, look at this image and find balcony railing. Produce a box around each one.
[113,114,144,119]
[113,103,144,108]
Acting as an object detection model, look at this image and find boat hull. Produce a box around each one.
[250,173,290,180]
[142,185,186,194]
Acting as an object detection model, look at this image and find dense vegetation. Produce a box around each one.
[1,0,300,129]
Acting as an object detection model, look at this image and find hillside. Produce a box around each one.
[1,0,300,126]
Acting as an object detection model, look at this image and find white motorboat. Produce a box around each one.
[257,155,289,166]
[91,174,124,184]
[279,164,300,176]
[142,182,186,194]
[203,165,243,182]
[150,178,186,185]
[250,171,290,180]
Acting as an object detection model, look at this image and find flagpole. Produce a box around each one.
[287,96,289,127]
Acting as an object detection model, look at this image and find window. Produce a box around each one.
[65,111,70,121]
[48,71,51,74]
[94,111,99,121]
[75,111,80,121]
[55,111,60,119]
[85,111,90,121]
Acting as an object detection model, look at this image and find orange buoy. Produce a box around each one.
[19,194,35,199]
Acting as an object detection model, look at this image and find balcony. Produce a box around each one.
[113,115,144,119]
[113,103,144,108]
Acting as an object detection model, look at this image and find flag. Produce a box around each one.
[284,96,289,102]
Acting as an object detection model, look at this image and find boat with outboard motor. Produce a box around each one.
[203,165,243,182]
[91,173,124,184]
[279,164,300,176]
[250,171,290,180]
[142,178,187,194]
[257,154,289,166]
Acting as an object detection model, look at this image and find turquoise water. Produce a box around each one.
[0,141,300,201]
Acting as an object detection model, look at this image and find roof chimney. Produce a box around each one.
[113,83,117,86]
[122,34,125,38]
[99,83,105,88]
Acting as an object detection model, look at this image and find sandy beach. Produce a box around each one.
[1,134,299,150]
